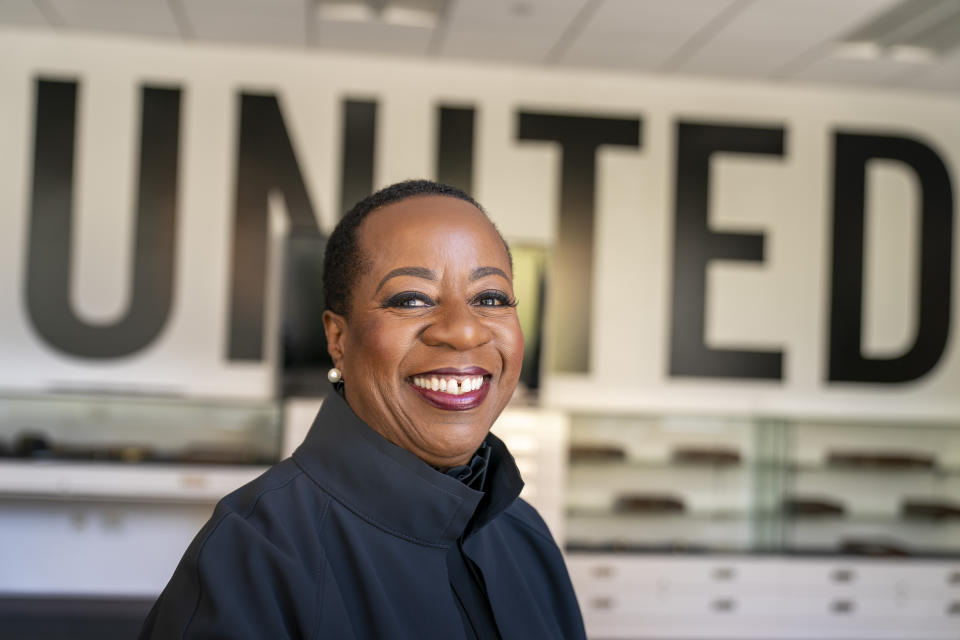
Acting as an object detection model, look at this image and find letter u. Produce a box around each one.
[25,79,181,358]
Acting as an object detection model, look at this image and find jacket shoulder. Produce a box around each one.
[140,459,333,639]
[197,458,335,569]
[214,457,333,525]
[216,457,305,515]
[501,497,558,545]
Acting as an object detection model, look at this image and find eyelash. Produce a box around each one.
[382,292,433,308]
[473,290,518,308]
[381,290,518,309]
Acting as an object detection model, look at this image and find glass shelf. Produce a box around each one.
[565,411,960,556]
[0,391,282,466]
[0,459,266,503]
[791,463,960,477]
[569,460,749,471]
[568,508,753,522]
[568,509,960,524]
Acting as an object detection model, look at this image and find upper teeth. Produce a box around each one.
[412,375,485,395]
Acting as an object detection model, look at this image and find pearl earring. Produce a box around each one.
[327,367,342,383]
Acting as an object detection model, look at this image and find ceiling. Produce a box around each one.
[1,0,958,94]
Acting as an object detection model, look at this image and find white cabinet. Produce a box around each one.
[568,554,960,639]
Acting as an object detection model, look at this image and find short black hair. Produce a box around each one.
[323,179,511,316]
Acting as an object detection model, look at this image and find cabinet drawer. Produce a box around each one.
[568,555,784,590]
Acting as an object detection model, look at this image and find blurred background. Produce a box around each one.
[0,0,958,638]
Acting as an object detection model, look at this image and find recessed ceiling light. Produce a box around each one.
[316,0,441,27]
[888,44,937,63]
[832,41,883,60]
[838,0,960,60]
[381,6,438,28]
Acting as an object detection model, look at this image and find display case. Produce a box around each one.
[565,411,960,639]
[0,391,282,466]
[0,392,283,599]
[565,412,960,557]
[566,413,763,553]
[785,418,960,557]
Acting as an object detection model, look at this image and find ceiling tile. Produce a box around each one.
[0,0,953,94]
[0,0,51,27]
[184,1,308,47]
[896,48,960,92]
[47,0,180,38]
[183,0,306,13]
[559,0,737,71]
[437,0,588,64]
[314,18,434,56]
[677,0,901,78]
[789,53,922,88]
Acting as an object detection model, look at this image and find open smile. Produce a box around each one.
[408,367,491,411]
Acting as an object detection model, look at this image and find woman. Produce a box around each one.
[140,180,586,639]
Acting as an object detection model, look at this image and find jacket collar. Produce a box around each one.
[292,389,524,548]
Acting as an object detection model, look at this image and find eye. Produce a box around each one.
[383,291,434,308]
[472,290,517,308]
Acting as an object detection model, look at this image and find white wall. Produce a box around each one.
[0,29,957,418]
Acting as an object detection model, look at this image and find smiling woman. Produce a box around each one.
[140,180,586,639]
[324,192,524,469]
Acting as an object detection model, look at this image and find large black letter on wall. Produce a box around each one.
[230,93,322,361]
[829,132,954,383]
[517,112,641,374]
[340,99,376,216]
[436,105,475,193]
[670,122,784,379]
[26,79,181,358]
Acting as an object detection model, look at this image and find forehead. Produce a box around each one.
[358,195,509,273]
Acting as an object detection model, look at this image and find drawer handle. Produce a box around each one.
[712,598,736,612]
[591,597,614,610]
[712,567,736,581]
[831,569,855,583]
[948,602,960,616]
[180,474,208,489]
[831,599,855,614]
[949,571,960,585]
[591,565,614,578]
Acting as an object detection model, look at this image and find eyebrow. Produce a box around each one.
[470,266,510,282]
[375,267,437,293]
[374,265,510,293]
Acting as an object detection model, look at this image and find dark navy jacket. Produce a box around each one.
[140,390,586,639]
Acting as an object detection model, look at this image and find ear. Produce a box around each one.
[323,310,348,369]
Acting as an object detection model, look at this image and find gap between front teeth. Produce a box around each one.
[412,375,485,395]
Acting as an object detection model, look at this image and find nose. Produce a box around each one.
[421,302,492,351]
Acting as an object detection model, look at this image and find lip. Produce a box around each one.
[407,366,492,411]
[413,366,490,377]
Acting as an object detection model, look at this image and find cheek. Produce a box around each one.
[498,319,525,374]
[347,318,415,378]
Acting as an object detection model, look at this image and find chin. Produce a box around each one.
[427,435,485,465]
